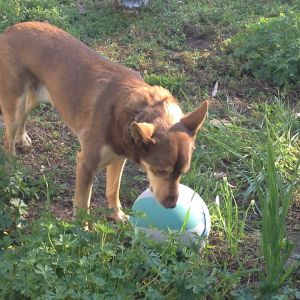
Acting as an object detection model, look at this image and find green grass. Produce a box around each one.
[258,123,300,294]
[1,0,300,298]
[228,12,300,86]
[213,177,255,256]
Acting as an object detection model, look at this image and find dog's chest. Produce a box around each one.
[98,145,122,169]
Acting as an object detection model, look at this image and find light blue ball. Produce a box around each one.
[129,184,210,248]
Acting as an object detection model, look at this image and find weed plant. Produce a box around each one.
[0,208,220,299]
[257,121,300,294]
[229,12,300,86]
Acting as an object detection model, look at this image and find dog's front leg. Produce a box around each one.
[74,150,99,216]
[106,159,127,221]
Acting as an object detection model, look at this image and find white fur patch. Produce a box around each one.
[165,103,183,123]
[36,84,52,104]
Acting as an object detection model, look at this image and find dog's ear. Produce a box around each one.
[130,122,156,145]
[180,100,208,135]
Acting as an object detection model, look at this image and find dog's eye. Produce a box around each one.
[156,169,168,176]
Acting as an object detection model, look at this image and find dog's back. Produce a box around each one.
[0,22,144,135]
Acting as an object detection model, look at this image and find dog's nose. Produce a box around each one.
[165,202,176,208]
[163,194,178,208]
[166,194,177,202]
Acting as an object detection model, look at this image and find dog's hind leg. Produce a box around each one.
[0,64,40,153]
[0,89,27,155]
[106,159,127,221]
[15,86,39,147]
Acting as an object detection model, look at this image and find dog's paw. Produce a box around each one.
[16,132,32,147]
[21,132,32,147]
[111,210,129,222]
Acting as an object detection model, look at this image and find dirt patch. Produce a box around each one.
[286,199,300,275]
[183,23,215,51]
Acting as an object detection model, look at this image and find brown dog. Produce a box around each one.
[0,22,208,221]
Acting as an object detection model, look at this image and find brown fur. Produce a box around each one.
[0,22,208,220]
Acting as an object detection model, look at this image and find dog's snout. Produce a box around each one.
[166,194,178,203]
[166,202,176,209]
[163,193,179,208]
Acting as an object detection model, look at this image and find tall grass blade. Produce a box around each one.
[43,175,51,209]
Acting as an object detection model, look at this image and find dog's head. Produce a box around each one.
[130,100,208,208]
